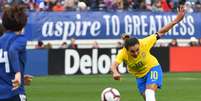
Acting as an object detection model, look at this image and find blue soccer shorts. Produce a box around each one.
[136,65,163,93]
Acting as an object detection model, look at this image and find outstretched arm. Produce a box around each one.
[157,5,185,37]
[111,61,121,80]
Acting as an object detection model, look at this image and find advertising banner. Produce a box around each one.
[170,47,201,72]
[64,48,127,75]
[48,48,169,75]
[25,12,200,40]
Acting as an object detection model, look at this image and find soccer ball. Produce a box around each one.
[101,87,120,101]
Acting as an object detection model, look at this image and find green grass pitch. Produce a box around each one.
[26,73,201,101]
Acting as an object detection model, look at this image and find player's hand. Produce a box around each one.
[113,72,121,80]
[24,74,33,86]
[174,5,185,24]
[12,72,21,91]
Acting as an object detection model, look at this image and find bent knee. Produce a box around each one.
[146,84,158,91]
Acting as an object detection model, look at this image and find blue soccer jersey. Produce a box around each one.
[0,32,27,99]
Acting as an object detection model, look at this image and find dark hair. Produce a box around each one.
[38,40,44,47]
[0,24,5,36]
[121,33,130,41]
[124,38,139,50]
[179,0,186,5]
[2,5,27,32]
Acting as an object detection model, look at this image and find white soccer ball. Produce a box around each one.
[101,87,120,101]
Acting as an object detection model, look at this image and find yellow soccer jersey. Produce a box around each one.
[115,34,159,78]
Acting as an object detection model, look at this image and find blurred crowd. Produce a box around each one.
[33,36,201,49]
[0,0,201,12]
[34,38,78,49]
[168,37,201,47]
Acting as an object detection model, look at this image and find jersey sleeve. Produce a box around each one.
[8,37,26,73]
[140,34,157,51]
[115,49,125,64]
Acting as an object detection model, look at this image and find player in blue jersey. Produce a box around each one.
[0,5,30,101]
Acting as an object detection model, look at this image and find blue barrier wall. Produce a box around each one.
[25,49,48,76]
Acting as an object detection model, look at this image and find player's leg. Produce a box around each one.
[136,78,158,101]
[141,93,146,101]
[145,65,163,101]
[136,76,146,100]
[145,84,158,101]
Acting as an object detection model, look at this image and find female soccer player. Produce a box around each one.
[111,6,185,101]
[0,5,29,101]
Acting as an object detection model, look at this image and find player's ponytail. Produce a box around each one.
[121,33,130,41]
